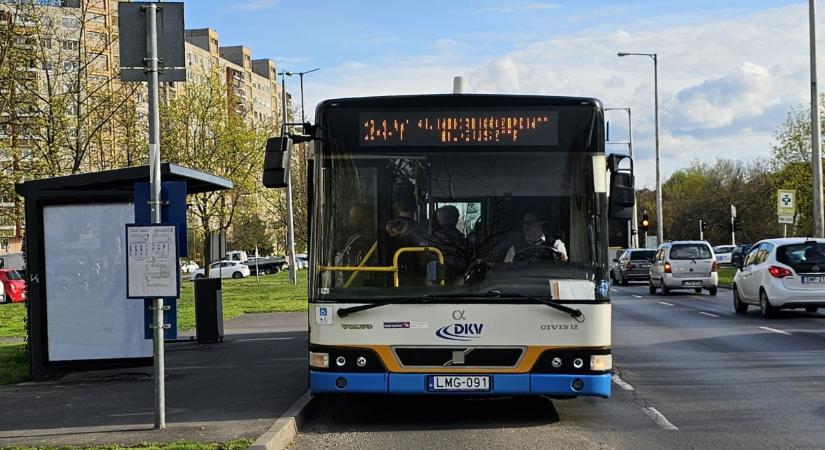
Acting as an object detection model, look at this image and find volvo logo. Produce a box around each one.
[452,310,467,320]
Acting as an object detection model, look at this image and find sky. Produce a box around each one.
[183,0,816,187]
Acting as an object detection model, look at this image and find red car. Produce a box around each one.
[0,269,26,303]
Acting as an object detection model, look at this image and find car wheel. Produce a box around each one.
[805,306,818,313]
[232,271,243,279]
[694,288,702,294]
[620,274,629,286]
[649,283,656,295]
[733,286,748,314]
[760,290,777,318]
[661,282,670,296]
[610,270,615,283]
[708,287,718,296]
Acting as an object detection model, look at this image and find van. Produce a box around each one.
[648,241,718,296]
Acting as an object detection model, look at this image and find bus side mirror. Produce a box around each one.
[609,170,635,220]
[262,137,292,188]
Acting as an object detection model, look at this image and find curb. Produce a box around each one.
[248,390,314,450]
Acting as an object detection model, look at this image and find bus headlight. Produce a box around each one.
[309,351,329,369]
[590,354,612,371]
[335,356,347,367]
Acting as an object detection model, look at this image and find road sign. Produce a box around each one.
[777,189,796,216]
[118,2,186,82]
[126,224,180,299]
[779,214,795,224]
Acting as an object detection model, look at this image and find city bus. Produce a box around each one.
[264,94,633,398]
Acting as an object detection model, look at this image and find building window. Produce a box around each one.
[62,16,81,30]
[63,61,79,72]
[90,13,106,26]
[61,39,80,51]
[41,38,52,49]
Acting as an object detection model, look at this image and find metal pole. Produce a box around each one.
[627,108,638,248]
[145,3,165,430]
[699,220,704,241]
[810,0,824,237]
[282,73,297,285]
[299,73,305,123]
[653,54,663,245]
[730,205,737,246]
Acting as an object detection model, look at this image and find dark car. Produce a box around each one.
[615,249,657,285]
[730,244,753,268]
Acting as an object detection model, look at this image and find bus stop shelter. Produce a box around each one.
[16,163,232,381]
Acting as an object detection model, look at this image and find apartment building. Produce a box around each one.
[162,28,285,130]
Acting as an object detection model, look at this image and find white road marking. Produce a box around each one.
[643,406,679,431]
[632,295,643,299]
[611,288,619,292]
[759,326,792,335]
[234,337,296,342]
[659,301,674,306]
[611,374,635,391]
[699,311,719,318]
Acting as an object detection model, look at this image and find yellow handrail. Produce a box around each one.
[392,247,445,287]
[318,245,445,288]
[343,241,379,288]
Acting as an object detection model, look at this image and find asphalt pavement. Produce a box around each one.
[291,283,825,450]
[0,312,308,447]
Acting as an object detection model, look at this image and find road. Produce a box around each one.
[291,283,825,449]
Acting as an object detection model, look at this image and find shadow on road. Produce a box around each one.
[302,395,560,434]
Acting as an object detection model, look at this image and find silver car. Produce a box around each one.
[649,241,719,296]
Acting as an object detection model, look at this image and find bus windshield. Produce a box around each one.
[314,149,602,300]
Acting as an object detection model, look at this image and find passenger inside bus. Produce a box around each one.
[432,205,469,280]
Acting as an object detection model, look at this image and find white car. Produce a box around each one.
[649,240,718,296]
[190,261,251,280]
[180,260,200,273]
[713,245,736,265]
[732,238,825,317]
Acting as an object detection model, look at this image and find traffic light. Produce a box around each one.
[701,219,708,233]
[640,212,650,232]
[734,217,741,231]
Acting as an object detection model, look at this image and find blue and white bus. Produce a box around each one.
[265,94,632,398]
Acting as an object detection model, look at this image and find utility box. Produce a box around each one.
[194,277,224,343]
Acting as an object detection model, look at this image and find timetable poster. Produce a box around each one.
[126,224,179,299]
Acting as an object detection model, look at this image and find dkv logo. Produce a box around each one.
[435,323,485,341]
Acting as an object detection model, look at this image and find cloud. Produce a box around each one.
[297,4,817,187]
[231,0,281,12]
[473,2,559,15]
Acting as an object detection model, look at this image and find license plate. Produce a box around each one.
[802,276,825,284]
[682,281,702,287]
[640,264,650,269]
[428,375,491,392]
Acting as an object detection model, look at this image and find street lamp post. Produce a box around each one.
[809,0,824,237]
[618,52,663,245]
[284,68,320,123]
[277,71,298,285]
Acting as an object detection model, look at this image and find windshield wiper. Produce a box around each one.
[336,290,583,320]
[483,290,584,320]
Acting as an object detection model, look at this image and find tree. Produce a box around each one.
[160,68,272,241]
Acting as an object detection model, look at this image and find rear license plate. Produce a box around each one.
[682,281,702,287]
[640,264,650,269]
[802,276,825,284]
[428,375,491,392]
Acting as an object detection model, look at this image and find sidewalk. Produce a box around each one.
[0,312,308,447]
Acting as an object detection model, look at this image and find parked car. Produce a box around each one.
[295,254,309,269]
[609,248,626,282]
[713,245,736,265]
[732,238,825,317]
[614,249,656,285]
[0,269,26,303]
[189,261,251,280]
[180,260,200,273]
[649,241,718,296]
[730,243,753,269]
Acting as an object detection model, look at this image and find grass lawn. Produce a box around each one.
[718,266,737,287]
[1,439,253,450]
[0,343,28,385]
[176,270,308,330]
[0,301,26,337]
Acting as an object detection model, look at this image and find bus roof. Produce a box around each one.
[315,93,603,113]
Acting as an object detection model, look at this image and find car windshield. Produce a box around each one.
[777,242,825,271]
[669,244,712,260]
[5,270,21,280]
[629,250,655,261]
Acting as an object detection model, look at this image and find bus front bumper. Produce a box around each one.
[310,371,611,398]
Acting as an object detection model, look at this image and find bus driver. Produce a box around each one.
[504,212,568,263]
